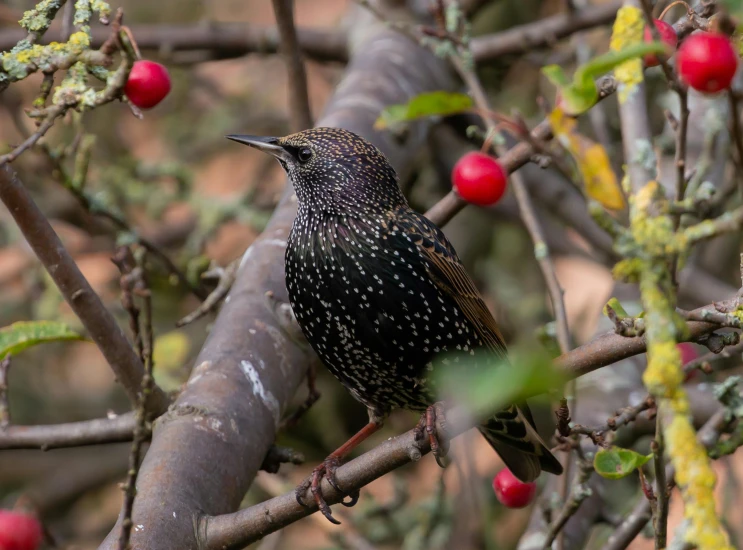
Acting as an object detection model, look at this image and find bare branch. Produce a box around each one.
[0,356,10,429]
[272,0,313,130]
[0,413,135,450]
[0,23,349,64]
[470,0,621,61]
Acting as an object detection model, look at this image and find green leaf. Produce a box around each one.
[0,321,86,359]
[436,345,566,420]
[603,297,629,319]
[594,447,652,479]
[542,42,669,115]
[375,91,474,129]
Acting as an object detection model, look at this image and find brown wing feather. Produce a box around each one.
[399,216,507,357]
[397,211,563,480]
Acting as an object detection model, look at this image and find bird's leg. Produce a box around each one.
[414,402,451,468]
[295,419,383,524]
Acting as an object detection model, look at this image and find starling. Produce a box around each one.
[227,128,562,522]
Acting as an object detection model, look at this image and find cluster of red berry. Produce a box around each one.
[452,24,739,207]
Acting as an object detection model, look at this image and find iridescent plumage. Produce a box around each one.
[228,127,562,520]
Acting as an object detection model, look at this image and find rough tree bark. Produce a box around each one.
[98,11,456,550]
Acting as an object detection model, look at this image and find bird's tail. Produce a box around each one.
[478,404,563,482]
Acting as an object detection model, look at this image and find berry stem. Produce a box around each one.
[658,0,692,21]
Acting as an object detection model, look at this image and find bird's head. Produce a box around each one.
[227,127,407,216]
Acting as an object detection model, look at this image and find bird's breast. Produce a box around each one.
[285,212,481,409]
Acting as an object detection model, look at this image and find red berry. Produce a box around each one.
[452,152,508,206]
[677,342,700,382]
[643,19,677,67]
[493,468,537,508]
[677,32,738,93]
[125,60,172,109]
[0,510,42,550]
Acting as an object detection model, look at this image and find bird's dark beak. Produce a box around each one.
[226,135,294,165]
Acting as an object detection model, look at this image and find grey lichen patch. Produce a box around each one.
[633,138,657,175]
[73,0,111,31]
[19,0,65,34]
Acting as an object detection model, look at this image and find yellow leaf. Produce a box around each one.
[152,331,191,391]
[549,107,626,210]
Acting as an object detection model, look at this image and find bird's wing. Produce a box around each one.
[395,211,508,359]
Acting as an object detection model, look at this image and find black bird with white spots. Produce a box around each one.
[228,128,562,521]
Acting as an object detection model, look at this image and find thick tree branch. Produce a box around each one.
[0,166,168,414]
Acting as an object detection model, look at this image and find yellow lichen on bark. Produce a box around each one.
[630,180,732,550]
[666,414,731,549]
[609,5,645,103]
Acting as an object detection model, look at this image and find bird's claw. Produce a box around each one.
[414,402,451,468]
[294,456,358,524]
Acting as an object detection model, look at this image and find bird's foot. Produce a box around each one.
[414,402,451,468]
[295,456,360,524]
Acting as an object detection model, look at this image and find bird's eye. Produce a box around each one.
[297,147,313,163]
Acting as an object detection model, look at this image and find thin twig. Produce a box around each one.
[570,395,655,447]
[541,460,593,549]
[271,0,313,131]
[728,93,743,197]
[176,259,239,327]
[279,360,321,431]
[653,410,669,549]
[0,105,66,167]
[0,356,11,429]
[117,250,156,550]
[113,247,144,362]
